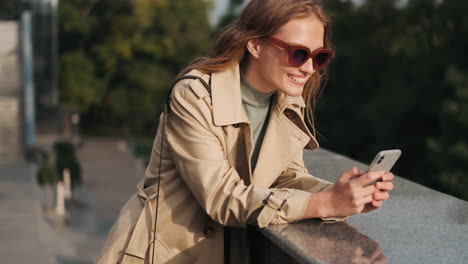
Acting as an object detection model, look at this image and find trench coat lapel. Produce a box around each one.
[252,93,319,188]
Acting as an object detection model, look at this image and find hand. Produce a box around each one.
[363,172,394,213]
[328,167,386,216]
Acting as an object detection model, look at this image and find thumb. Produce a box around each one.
[339,167,361,182]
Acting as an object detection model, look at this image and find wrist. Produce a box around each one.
[303,191,335,219]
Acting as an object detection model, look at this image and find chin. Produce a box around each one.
[284,90,303,97]
[281,84,304,97]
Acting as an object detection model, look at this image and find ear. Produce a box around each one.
[246,38,262,59]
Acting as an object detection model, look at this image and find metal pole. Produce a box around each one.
[21,10,36,147]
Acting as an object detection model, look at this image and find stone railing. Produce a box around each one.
[252,148,468,263]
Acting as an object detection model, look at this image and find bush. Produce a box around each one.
[53,141,82,188]
[37,157,57,186]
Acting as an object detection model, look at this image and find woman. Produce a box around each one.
[98,0,394,263]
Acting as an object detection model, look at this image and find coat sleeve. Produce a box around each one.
[272,149,350,222]
[272,148,334,193]
[165,81,311,228]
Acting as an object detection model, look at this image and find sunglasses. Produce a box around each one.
[268,37,334,70]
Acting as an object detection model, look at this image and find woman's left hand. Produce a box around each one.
[363,172,394,212]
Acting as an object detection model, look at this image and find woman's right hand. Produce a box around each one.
[327,167,385,217]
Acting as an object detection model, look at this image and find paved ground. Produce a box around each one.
[0,163,56,264]
[0,136,146,264]
[76,138,146,233]
[44,137,146,263]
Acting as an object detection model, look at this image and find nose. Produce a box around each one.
[299,58,315,75]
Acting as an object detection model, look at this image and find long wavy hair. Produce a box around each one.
[178,0,332,135]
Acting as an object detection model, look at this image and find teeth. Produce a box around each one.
[288,75,306,83]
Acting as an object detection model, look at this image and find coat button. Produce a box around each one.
[203,226,216,238]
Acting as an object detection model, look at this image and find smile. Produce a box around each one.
[287,74,307,84]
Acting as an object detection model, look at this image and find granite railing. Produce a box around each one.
[252,148,468,264]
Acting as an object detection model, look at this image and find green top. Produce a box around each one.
[240,72,274,172]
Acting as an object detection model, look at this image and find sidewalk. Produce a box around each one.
[0,136,148,264]
[0,137,156,263]
[0,163,56,264]
[36,136,146,263]
[76,138,146,233]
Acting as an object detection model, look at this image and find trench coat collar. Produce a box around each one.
[210,65,250,126]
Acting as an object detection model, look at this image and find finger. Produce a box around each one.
[381,172,394,182]
[353,170,385,187]
[339,167,361,181]
[348,170,365,181]
[351,248,369,264]
[370,248,383,261]
[373,191,390,201]
[371,200,383,208]
[360,184,378,197]
[351,256,371,264]
[376,181,394,191]
[374,254,388,264]
[356,195,374,206]
[354,247,364,256]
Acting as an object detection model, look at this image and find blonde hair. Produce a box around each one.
[179,0,332,135]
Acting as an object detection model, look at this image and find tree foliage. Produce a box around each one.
[0,0,16,19]
[317,0,468,200]
[58,0,212,135]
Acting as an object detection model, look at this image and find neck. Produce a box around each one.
[241,59,276,94]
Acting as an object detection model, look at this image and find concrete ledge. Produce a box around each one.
[258,148,468,264]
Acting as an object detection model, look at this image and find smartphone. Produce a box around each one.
[364,149,401,186]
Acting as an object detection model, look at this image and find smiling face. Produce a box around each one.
[243,15,325,96]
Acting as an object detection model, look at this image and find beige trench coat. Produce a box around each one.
[97,65,336,264]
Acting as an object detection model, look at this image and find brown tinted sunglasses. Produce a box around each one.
[268,37,334,70]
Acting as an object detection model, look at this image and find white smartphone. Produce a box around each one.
[364,149,401,186]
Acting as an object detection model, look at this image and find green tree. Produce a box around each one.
[0,0,16,19]
[428,66,468,198]
[318,0,468,200]
[59,0,212,136]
